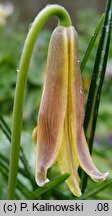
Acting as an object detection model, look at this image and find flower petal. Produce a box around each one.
[35,27,68,186]
[58,116,81,197]
[70,26,109,182]
[58,26,108,197]
[77,130,109,181]
[58,27,81,196]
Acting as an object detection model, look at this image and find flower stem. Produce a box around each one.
[7,5,71,200]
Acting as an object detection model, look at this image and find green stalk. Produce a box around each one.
[81,0,112,193]
[7,5,72,199]
[78,178,112,200]
[84,0,111,140]
[81,14,104,73]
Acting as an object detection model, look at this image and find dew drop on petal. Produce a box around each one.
[80,86,83,94]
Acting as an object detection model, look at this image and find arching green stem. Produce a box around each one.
[7,5,72,199]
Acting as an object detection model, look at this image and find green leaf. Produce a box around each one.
[84,0,112,151]
[81,0,112,192]
[81,13,104,72]
[0,115,11,142]
[0,158,30,199]
[78,178,112,200]
[29,173,69,200]
[52,188,73,200]
[0,115,34,186]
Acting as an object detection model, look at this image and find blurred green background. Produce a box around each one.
[0,0,112,199]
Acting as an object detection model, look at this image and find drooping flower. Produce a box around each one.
[32,26,109,196]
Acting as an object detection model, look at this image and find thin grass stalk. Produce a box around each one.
[81,0,112,192]
[29,173,69,200]
[87,10,112,151]
[0,152,31,179]
[0,115,11,142]
[81,14,104,72]
[0,115,34,183]
[0,159,30,199]
[0,165,19,199]
[52,188,73,200]
[78,178,112,200]
[84,0,111,141]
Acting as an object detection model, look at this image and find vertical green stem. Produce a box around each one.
[81,0,112,192]
[7,5,71,199]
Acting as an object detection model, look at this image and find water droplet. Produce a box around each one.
[105,25,109,33]
[80,86,83,94]
[99,65,103,71]
[16,68,19,73]
[77,59,80,63]
[29,22,33,30]
[101,50,105,58]
[46,4,51,7]
[96,78,100,86]
[97,94,100,100]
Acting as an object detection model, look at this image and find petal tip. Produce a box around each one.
[90,170,109,182]
[101,172,109,180]
[35,170,50,186]
[36,178,50,187]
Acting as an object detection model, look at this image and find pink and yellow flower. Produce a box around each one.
[32,26,109,196]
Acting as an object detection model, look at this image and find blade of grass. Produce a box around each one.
[0,151,37,190]
[20,146,35,186]
[84,0,112,148]
[29,173,69,200]
[0,159,31,199]
[0,115,11,142]
[81,13,104,72]
[0,152,30,179]
[82,10,112,193]
[0,115,34,184]
[0,164,20,200]
[81,0,112,193]
[52,188,73,200]
[77,178,112,200]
